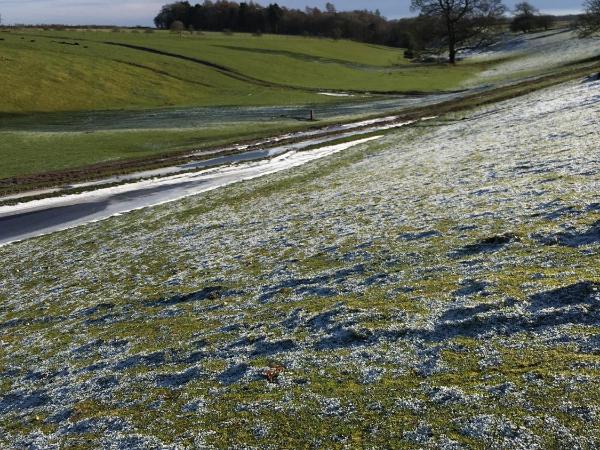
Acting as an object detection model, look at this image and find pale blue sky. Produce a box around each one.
[0,0,584,26]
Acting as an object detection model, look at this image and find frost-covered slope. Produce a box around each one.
[1,79,600,448]
[464,29,600,84]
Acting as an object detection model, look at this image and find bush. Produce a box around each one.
[144,29,155,34]
[253,29,263,37]
[404,49,415,59]
[222,28,234,35]
[535,15,556,31]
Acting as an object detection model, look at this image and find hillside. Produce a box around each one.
[0,28,599,192]
[2,77,600,447]
[0,29,485,114]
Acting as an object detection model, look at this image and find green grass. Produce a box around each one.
[0,28,486,186]
[1,27,595,193]
[0,29,487,114]
[1,55,597,191]
[0,121,305,180]
[0,31,319,113]
[91,30,485,92]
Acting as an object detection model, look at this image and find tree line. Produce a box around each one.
[510,2,556,33]
[154,0,511,60]
[154,1,599,64]
[155,2,402,45]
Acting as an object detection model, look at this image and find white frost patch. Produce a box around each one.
[337,115,399,130]
[318,92,354,97]
[463,30,600,85]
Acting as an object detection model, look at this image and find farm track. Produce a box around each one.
[103,41,285,89]
[110,59,213,87]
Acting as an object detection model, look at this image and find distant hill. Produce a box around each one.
[0,28,485,114]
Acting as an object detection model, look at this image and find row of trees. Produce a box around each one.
[154,0,510,62]
[155,2,396,44]
[155,1,600,64]
[510,2,555,33]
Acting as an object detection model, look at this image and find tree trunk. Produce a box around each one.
[447,19,457,64]
[449,45,457,64]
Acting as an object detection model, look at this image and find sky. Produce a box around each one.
[0,0,584,27]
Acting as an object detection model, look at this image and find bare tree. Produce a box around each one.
[578,0,600,36]
[411,0,506,64]
[513,2,538,17]
[536,15,556,31]
[511,2,539,33]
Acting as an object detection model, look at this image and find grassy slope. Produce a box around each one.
[1,55,598,186]
[0,32,321,113]
[91,31,484,92]
[0,28,490,184]
[1,80,599,448]
[2,28,593,187]
[0,122,305,181]
[0,29,485,114]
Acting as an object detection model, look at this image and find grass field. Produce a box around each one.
[0,31,316,113]
[1,54,598,191]
[0,28,489,186]
[0,121,307,181]
[0,29,487,114]
[1,27,597,193]
[2,79,600,448]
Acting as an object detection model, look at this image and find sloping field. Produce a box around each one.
[463,29,600,84]
[1,78,599,447]
[0,31,319,113]
[0,29,484,114]
[1,27,595,117]
[92,31,482,93]
[1,28,598,189]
